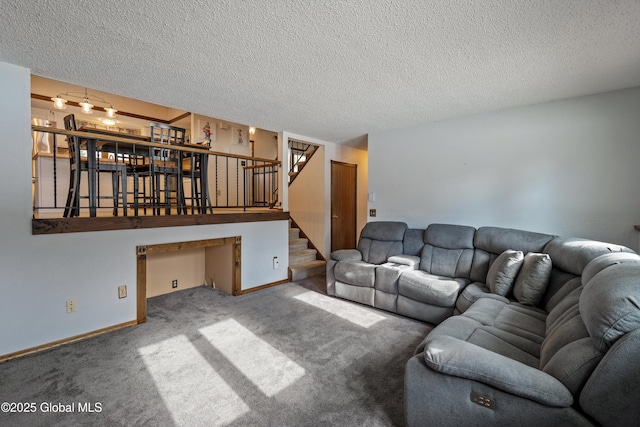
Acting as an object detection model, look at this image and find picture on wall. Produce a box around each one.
[232,127,247,146]
[198,119,216,145]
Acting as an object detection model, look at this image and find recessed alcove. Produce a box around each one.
[136,236,241,323]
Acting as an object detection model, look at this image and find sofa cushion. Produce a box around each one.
[398,270,468,307]
[581,252,640,284]
[387,255,420,268]
[513,252,552,306]
[426,316,541,367]
[543,236,633,276]
[424,335,573,407]
[375,261,417,294]
[357,221,408,264]
[330,248,362,262]
[334,261,376,287]
[419,224,476,279]
[455,282,509,313]
[462,298,546,344]
[403,228,425,257]
[359,239,404,265]
[424,223,476,249]
[541,338,603,396]
[580,262,640,352]
[474,226,555,257]
[486,249,524,296]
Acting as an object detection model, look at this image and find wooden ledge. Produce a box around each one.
[32,211,290,235]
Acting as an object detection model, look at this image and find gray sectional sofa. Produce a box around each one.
[326,221,640,426]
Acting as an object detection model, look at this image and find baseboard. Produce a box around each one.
[0,320,138,363]
[235,279,289,295]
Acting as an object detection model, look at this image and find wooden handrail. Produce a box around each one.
[31,125,281,165]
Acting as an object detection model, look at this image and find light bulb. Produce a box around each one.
[51,97,67,110]
[249,126,256,135]
[79,100,94,114]
[105,107,117,118]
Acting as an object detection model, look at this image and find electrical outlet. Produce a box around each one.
[369,209,377,217]
[118,285,127,299]
[172,279,178,288]
[273,256,279,269]
[66,300,76,313]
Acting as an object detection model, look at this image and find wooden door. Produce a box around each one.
[331,161,357,252]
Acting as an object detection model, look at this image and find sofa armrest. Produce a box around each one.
[424,335,573,407]
[330,249,362,262]
[387,255,421,269]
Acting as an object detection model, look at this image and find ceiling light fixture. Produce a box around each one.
[249,126,256,135]
[51,96,67,110]
[51,88,117,120]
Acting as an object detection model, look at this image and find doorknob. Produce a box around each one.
[332,215,338,219]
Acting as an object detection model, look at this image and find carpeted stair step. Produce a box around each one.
[290,260,327,281]
[289,227,300,240]
[289,249,317,267]
[289,237,309,253]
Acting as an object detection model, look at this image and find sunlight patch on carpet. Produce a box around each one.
[199,319,305,397]
[294,291,387,328]
[139,335,249,425]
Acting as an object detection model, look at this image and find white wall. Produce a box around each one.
[0,62,289,357]
[369,88,640,251]
[285,132,368,258]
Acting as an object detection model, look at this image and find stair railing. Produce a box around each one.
[288,140,318,185]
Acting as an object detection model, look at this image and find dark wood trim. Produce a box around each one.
[136,235,244,320]
[330,159,357,168]
[136,247,147,324]
[233,236,242,296]
[0,320,137,363]
[143,236,240,254]
[32,211,290,235]
[235,279,289,295]
[169,111,192,124]
[289,216,326,262]
[32,93,173,124]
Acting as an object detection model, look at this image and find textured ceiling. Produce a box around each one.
[2,1,640,147]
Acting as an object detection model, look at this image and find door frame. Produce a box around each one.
[330,160,357,252]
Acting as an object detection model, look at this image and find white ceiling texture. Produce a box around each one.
[1,1,640,148]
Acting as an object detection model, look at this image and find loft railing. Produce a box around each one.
[288,139,318,185]
[31,126,280,218]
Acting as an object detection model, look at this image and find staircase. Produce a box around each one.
[289,221,326,281]
[288,143,318,185]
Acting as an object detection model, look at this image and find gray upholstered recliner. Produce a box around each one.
[405,244,640,426]
[396,223,477,324]
[327,221,407,306]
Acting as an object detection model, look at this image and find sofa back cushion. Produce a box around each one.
[540,237,635,312]
[540,287,603,396]
[580,261,640,352]
[357,221,408,264]
[543,237,634,277]
[471,227,555,283]
[419,224,476,279]
[403,228,425,257]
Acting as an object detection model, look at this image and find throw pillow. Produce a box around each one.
[486,249,524,296]
[513,252,552,306]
